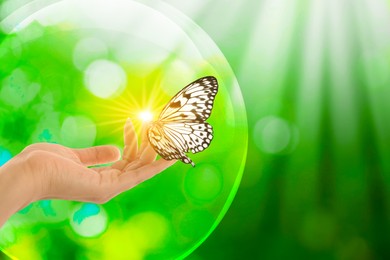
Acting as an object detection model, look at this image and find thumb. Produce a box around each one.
[72,145,121,166]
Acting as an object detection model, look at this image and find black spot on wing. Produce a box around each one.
[169,100,181,108]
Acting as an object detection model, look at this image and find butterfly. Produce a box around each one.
[147,76,218,167]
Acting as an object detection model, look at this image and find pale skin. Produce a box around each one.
[0,118,176,228]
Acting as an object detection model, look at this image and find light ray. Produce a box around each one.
[295,0,326,154]
[76,73,176,138]
[353,0,390,193]
[282,0,327,218]
[328,0,359,152]
[238,0,298,122]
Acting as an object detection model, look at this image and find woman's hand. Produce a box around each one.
[0,118,176,227]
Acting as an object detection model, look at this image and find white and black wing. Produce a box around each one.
[158,76,218,123]
[147,76,218,167]
[148,122,214,167]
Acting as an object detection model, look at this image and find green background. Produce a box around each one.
[1,0,390,259]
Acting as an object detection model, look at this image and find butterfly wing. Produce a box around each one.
[158,76,218,123]
[148,122,214,167]
[162,122,213,153]
[147,76,218,167]
[148,122,195,166]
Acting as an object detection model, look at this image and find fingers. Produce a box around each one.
[138,159,177,178]
[122,122,154,171]
[71,159,176,204]
[123,118,138,162]
[122,119,152,162]
[72,145,120,166]
[140,144,157,164]
[82,159,176,203]
[111,160,134,171]
[119,159,177,190]
[106,119,153,172]
[124,144,157,171]
[138,122,151,157]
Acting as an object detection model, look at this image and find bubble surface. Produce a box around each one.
[0,0,247,259]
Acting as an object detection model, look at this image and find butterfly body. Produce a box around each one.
[147,76,218,167]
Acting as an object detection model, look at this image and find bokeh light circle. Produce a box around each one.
[0,148,12,166]
[254,116,299,154]
[84,59,127,98]
[0,0,247,259]
[70,203,108,238]
[60,115,97,148]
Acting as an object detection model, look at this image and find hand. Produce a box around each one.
[0,118,176,227]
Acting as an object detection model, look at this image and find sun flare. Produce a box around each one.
[139,110,154,122]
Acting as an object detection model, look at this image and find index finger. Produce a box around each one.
[123,118,138,162]
[72,145,120,166]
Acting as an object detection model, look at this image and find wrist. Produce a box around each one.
[0,159,35,228]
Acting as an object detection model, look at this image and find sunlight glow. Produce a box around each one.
[139,111,154,122]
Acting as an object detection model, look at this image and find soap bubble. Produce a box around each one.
[0,0,247,259]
